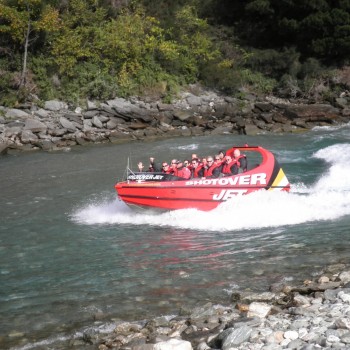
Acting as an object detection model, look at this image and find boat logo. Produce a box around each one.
[185,173,267,186]
[213,189,248,200]
[127,174,165,181]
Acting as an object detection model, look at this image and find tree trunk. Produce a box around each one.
[19,19,31,89]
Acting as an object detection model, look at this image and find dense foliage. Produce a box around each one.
[0,0,349,106]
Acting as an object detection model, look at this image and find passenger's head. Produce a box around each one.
[170,159,177,168]
[206,156,214,166]
[184,160,189,167]
[225,155,232,163]
[219,150,225,159]
[214,155,221,163]
[191,158,199,168]
[191,153,198,159]
[176,160,183,168]
[162,162,169,171]
[202,157,207,166]
[233,149,241,158]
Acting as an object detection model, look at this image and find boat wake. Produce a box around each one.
[71,144,350,231]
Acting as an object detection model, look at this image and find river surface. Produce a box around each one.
[1,125,350,349]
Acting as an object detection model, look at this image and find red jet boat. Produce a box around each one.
[115,146,290,211]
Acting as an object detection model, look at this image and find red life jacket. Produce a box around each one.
[193,164,204,178]
[236,155,247,171]
[163,168,174,174]
[204,163,221,177]
[174,166,191,179]
[222,160,238,174]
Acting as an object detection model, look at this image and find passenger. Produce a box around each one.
[137,162,144,172]
[149,157,161,172]
[191,153,198,159]
[190,158,204,178]
[221,155,239,176]
[162,162,173,174]
[218,150,225,160]
[174,160,191,179]
[233,149,247,172]
[170,159,178,173]
[203,156,221,178]
[202,157,208,168]
[184,159,190,168]
[214,154,224,172]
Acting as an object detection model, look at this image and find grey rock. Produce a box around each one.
[210,125,233,135]
[59,117,76,132]
[324,288,339,301]
[34,108,50,118]
[63,113,83,125]
[49,128,67,137]
[255,102,274,112]
[44,100,68,111]
[173,110,193,121]
[86,100,98,110]
[92,116,103,128]
[34,139,54,151]
[244,124,261,135]
[260,113,274,123]
[187,94,202,106]
[106,116,124,129]
[6,121,25,128]
[5,108,29,119]
[98,115,110,123]
[339,271,350,284]
[341,332,350,343]
[21,130,38,143]
[335,97,348,108]
[287,339,306,349]
[83,110,100,119]
[157,103,174,111]
[222,325,253,349]
[24,119,47,133]
[5,126,22,137]
[108,130,132,143]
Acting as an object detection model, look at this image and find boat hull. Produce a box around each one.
[115,146,290,211]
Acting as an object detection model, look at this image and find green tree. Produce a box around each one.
[50,0,107,74]
[0,0,60,89]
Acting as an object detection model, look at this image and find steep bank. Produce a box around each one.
[1,88,350,155]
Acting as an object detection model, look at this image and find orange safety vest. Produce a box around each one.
[193,164,204,178]
[222,160,238,174]
[204,163,221,177]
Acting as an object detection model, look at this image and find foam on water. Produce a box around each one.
[71,143,350,232]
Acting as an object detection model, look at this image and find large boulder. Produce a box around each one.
[5,109,29,119]
[106,99,153,122]
[244,124,261,135]
[92,115,103,128]
[173,110,193,121]
[59,117,77,132]
[282,104,340,122]
[24,118,47,133]
[21,130,39,144]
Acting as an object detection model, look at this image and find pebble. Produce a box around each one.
[71,265,350,350]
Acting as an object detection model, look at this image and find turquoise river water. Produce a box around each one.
[1,125,350,349]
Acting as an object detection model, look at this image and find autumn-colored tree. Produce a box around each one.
[0,0,60,89]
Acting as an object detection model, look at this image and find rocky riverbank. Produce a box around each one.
[1,87,350,155]
[72,263,350,350]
